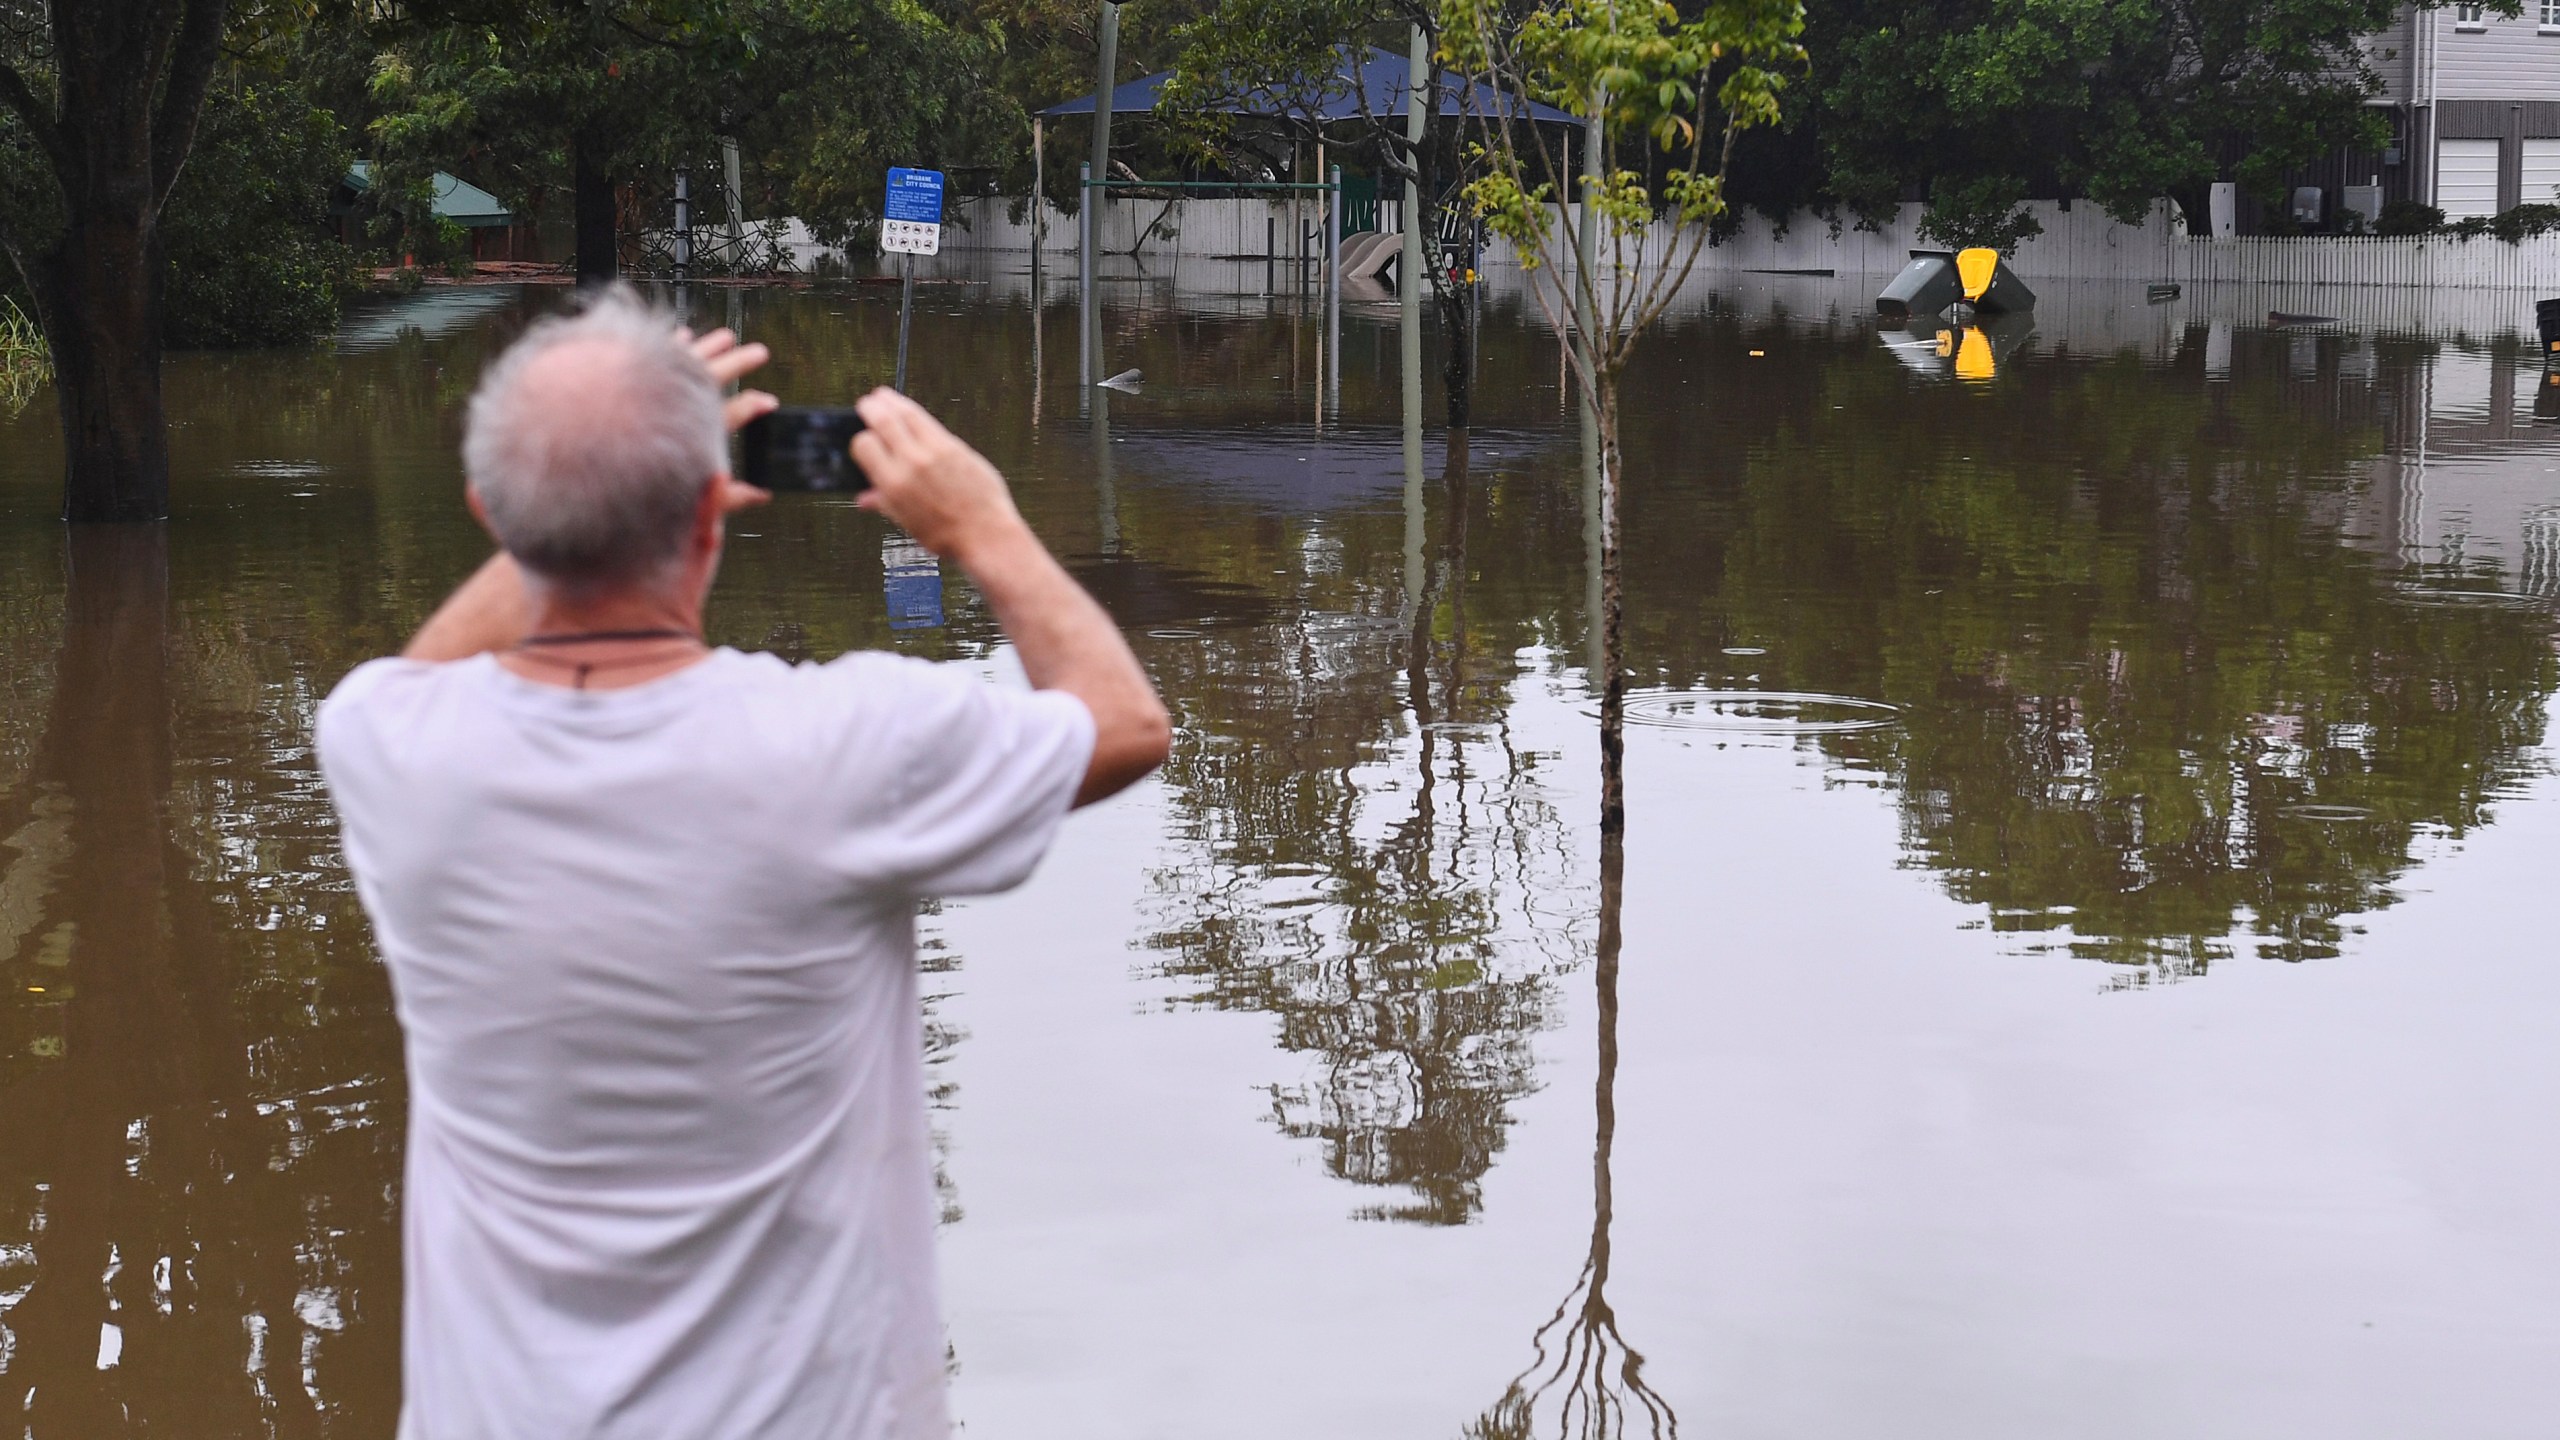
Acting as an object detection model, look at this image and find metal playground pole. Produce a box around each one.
[1327,164,1342,416]
[1079,162,1094,391]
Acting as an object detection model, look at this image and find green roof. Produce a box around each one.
[344,162,513,228]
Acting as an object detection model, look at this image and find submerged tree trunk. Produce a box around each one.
[1595,382,1625,839]
[38,212,171,523]
[574,128,619,284]
[1438,289,1474,429]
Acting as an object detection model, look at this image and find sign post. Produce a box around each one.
[881,166,945,391]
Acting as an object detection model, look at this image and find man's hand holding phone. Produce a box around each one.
[732,379,1032,580]
[847,388,1029,567]
[684,325,777,516]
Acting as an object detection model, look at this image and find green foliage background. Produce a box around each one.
[1,11,364,353]
[1739,0,2525,243]
[161,79,362,349]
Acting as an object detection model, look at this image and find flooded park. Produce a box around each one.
[4,260,2559,1436]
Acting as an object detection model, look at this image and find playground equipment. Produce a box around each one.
[1039,13,1573,421]
[1338,231,1404,286]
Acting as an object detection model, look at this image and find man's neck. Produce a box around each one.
[500,585,713,690]
[526,589,705,642]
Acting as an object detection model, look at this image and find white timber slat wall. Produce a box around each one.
[2522,139,2560,210]
[943,196,2560,291]
[2430,9,2560,99]
[2439,139,2503,220]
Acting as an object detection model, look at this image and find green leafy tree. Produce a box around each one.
[1794,0,2516,241]
[368,0,1013,279]
[1442,0,1806,835]
[161,76,359,347]
[367,0,748,281]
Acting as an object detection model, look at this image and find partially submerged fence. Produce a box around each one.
[948,195,1373,264]
[945,195,2560,291]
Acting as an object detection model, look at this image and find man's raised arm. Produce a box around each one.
[850,389,1171,807]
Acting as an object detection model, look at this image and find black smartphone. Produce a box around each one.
[741,407,868,493]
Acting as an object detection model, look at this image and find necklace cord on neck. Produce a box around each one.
[509,629,705,692]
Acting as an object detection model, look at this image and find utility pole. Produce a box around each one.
[1083,3,1118,400]
[1402,25,1427,346]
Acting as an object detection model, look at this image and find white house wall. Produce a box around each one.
[2428,5,2560,99]
[2362,7,2420,104]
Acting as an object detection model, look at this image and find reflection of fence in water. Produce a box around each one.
[2524,508,2560,599]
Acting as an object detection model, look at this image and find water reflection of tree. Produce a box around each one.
[1467,829,1666,1440]
[1465,381,1669,1438]
[1612,330,2560,976]
[1141,441,1579,1224]
[0,528,401,1435]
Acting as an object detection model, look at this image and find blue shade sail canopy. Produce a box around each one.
[1038,44,1575,125]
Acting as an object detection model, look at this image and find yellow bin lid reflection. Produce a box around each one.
[1954,327,1997,381]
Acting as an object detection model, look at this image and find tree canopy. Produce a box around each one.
[1737,0,2513,243]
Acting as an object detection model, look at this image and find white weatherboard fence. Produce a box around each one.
[2177,235,2560,290]
[944,196,2560,291]
[945,196,1356,263]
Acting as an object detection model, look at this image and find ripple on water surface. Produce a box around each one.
[2284,803,2378,823]
[1616,689,1902,735]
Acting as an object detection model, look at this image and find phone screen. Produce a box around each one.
[741,407,869,493]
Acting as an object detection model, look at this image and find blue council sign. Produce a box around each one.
[884,167,945,224]
[882,168,945,256]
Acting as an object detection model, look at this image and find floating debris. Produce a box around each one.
[1097,368,1144,393]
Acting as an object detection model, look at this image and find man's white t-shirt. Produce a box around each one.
[316,647,1094,1440]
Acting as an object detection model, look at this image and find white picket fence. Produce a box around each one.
[944,195,2560,291]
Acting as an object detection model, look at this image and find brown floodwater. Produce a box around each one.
[4,262,2559,1437]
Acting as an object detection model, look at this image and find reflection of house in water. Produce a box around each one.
[2350,339,2560,597]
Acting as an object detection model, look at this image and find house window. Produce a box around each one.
[2542,0,2560,30]
[2455,2,2486,28]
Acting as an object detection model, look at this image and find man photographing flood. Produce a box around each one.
[317,288,1170,1439]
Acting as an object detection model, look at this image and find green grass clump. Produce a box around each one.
[1,299,49,416]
